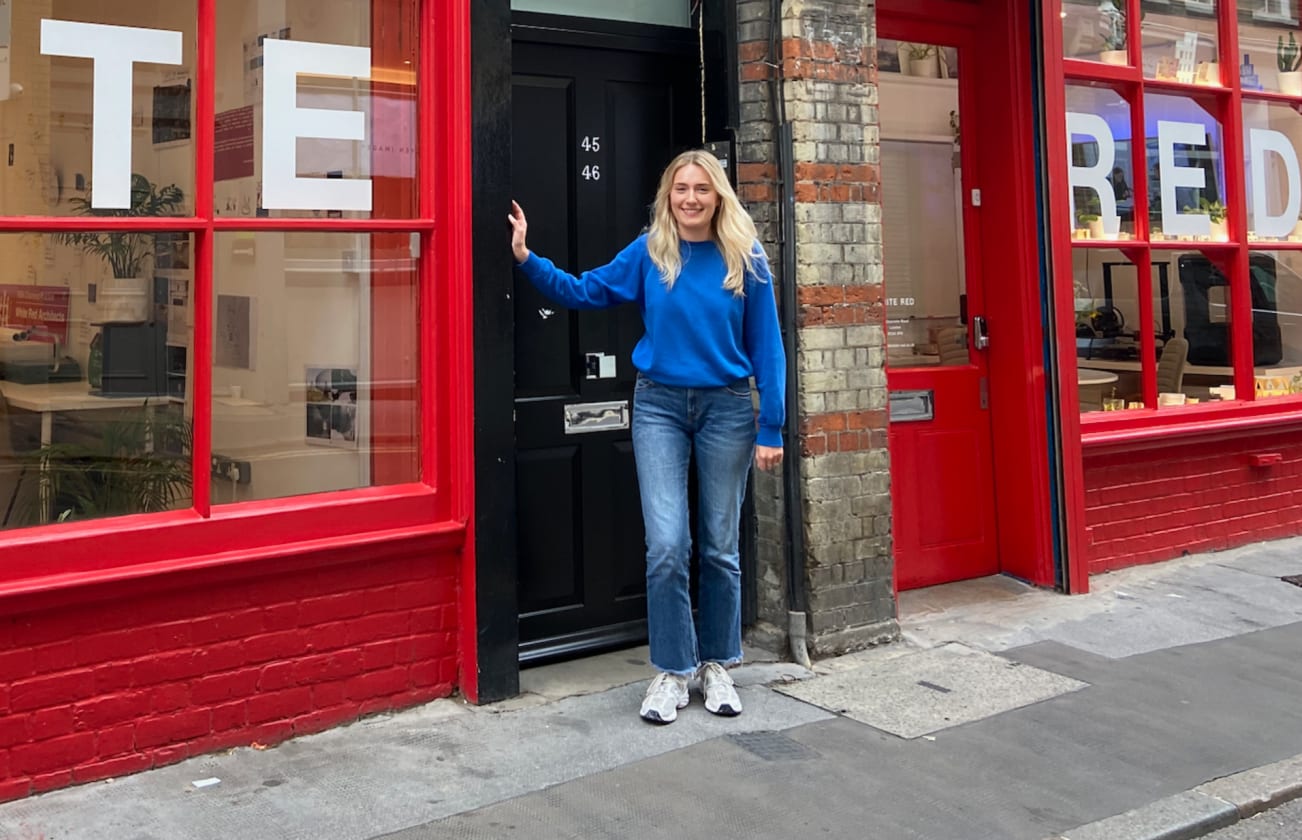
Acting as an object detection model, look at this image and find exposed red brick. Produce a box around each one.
[11,733,97,775]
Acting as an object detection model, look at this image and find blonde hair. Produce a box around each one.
[646,149,762,295]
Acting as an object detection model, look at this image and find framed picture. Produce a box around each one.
[152,81,192,145]
[305,366,358,448]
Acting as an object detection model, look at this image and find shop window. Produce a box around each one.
[210,232,419,504]
[1140,1,1221,85]
[214,0,416,220]
[1143,93,1226,243]
[0,229,195,529]
[1074,248,1142,411]
[1247,249,1302,399]
[0,0,442,561]
[0,3,198,218]
[1066,85,1137,242]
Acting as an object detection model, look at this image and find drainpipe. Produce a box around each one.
[769,0,811,670]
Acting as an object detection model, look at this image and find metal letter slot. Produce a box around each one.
[564,400,630,434]
[888,389,934,423]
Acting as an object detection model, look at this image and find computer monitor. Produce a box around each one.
[95,321,166,396]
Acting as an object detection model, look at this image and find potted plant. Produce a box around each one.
[1098,0,1129,65]
[1182,196,1228,241]
[56,173,185,322]
[1279,32,1302,95]
[907,42,939,77]
[1076,194,1104,239]
[17,402,192,525]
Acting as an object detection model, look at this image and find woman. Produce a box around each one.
[508,149,786,724]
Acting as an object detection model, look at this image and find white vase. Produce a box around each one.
[1087,219,1105,239]
[1210,220,1228,242]
[1099,50,1128,66]
[1280,71,1302,96]
[909,54,939,78]
[100,277,149,322]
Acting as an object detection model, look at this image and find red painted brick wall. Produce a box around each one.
[1083,429,1302,574]
[0,545,460,802]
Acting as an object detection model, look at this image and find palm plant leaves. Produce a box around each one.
[18,404,192,524]
[57,174,185,279]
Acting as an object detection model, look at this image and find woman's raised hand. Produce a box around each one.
[508,200,530,263]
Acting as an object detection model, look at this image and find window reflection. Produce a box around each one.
[1238,6,1302,96]
[1247,250,1302,399]
[0,3,198,218]
[211,232,419,506]
[1140,1,1220,85]
[1074,248,1140,411]
[0,233,194,528]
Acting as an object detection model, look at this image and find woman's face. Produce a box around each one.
[669,164,718,241]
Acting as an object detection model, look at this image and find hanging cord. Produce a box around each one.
[697,0,706,144]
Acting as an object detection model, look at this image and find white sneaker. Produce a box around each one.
[640,672,690,724]
[698,662,742,716]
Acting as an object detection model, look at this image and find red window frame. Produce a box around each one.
[0,0,472,597]
[1042,0,1302,447]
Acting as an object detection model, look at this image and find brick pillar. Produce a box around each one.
[737,0,898,658]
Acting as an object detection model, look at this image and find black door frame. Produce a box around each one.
[472,2,737,703]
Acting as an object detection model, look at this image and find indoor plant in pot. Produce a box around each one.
[15,403,192,525]
[1279,32,1302,95]
[907,42,940,77]
[1076,194,1104,239]
[56,173,185,323]
[1183,196,1228,241]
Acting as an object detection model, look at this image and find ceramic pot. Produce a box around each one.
[1099,50,1128,66]
[909,54,940,78]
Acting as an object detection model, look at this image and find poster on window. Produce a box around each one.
[305,365,357,448]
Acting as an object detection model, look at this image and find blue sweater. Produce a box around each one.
[518,234,787,447]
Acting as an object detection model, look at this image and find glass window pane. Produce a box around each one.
[1172,250,1237,402]
[511,0,690,27]
[215,0,417,219]
[1066,85,1137,242]
[1247,250,1300,399]
[0,3,197,217]
[1062,0,1132,65]
[1141,1,1221,85]
[880,54,966,370]
[1144,93,1226,243]
[1243,102,1302,243]
[0,231,194,528]
[211,232,419,505]
[1074,248,1141,412]
[1237,7,1302,96]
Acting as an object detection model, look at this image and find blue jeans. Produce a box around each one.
[632,374,756,676]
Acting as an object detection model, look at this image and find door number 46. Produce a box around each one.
[581,165,601,181]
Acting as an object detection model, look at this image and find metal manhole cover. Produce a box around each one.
[726,730,819,762]
[1283,575,1302,588]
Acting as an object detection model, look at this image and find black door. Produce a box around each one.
[512,37,697,660]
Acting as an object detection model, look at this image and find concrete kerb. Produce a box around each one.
[1044,754,1302,840]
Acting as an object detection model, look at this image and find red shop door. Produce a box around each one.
[880,21,999,590]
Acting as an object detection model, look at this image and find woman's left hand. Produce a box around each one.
[755,445,783,471]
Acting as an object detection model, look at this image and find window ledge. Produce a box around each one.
[0,518,467,612]
[1082,401,1302,452]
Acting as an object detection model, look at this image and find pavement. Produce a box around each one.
[4,538,1302,840]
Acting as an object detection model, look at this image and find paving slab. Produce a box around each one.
[776,642,1086,738]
